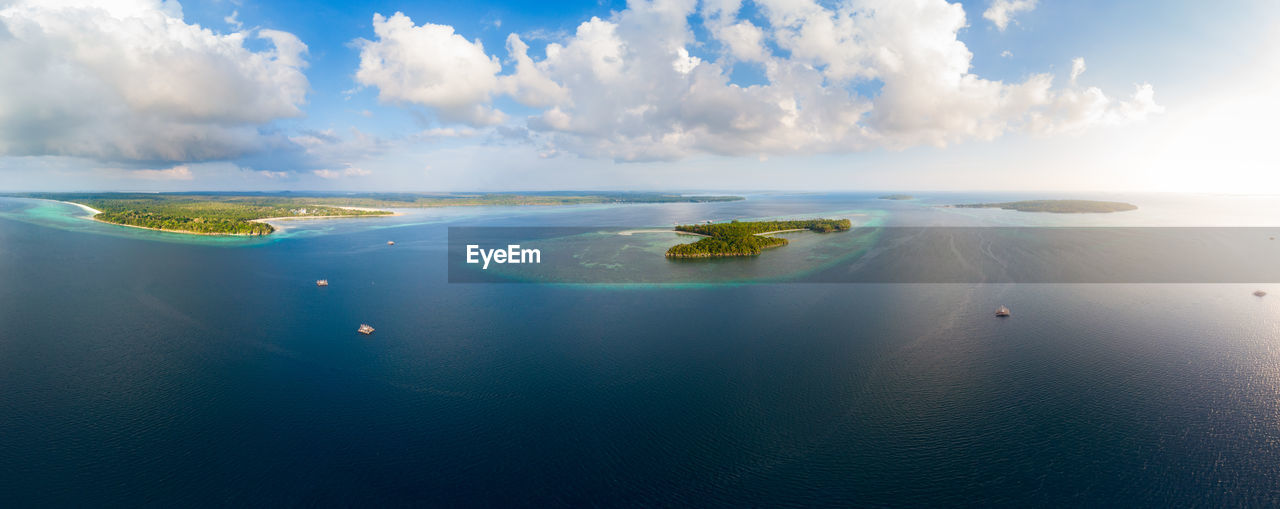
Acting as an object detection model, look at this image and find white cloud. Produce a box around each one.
[131,165,194,180]
[0,0,309,163]
[354,12,505,125]
[499,34,568,108]
[313,165,372,179]
[1070,57,1087,85]
[288,128,387,163]
[417,127,482,138]
[1001,50,1013,58]
[355,0,1158,161]
[1026,82,1164,136]
[672,47,701,74]
[983,0,1038,31]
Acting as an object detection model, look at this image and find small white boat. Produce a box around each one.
[357,324,375,335]
[315,279,329,287]
[387,241,395,245]
[995,306,1011,317]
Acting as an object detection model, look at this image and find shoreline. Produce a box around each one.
[88,216,264,236]
[46,199,397,236]
[618,229,709,237]
[55,200,102,216]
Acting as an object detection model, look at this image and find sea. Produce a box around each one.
[1,192,1279,506]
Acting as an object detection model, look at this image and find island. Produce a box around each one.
[20,192,746,235]
[33,194,394,235]
[951,199,1137,213]
[666,219,852,258]
[878,194,915,200]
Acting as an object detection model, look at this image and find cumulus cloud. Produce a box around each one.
[983,0,1038,31]
[1027,82,1164,136]
[352,0,1158,162]
[0,0,310,164]
[354,12,505,125]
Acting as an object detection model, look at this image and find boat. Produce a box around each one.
[357,324,375,335]
[995,306,1011,317]
[387,241,395,245]
[315,279,329,286]
[1255,290,1268,297]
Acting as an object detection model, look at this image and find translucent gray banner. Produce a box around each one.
[448,227,1280,284]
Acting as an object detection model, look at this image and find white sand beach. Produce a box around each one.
[58,200,101,216]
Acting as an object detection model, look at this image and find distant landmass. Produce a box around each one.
[246,191,745,208]
[32,193,392,235]
[22,192,745,235]
[878,194,915,200]
[666,219,851,258]
[952,200,1138,214]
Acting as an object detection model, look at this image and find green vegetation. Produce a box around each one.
[27,193,392,235]
[878,194,915,200]
[18,191,745,235]
[666,219,852,258]
[953,200,1138,213]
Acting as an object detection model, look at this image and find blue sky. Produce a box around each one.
[1,0,1277,192]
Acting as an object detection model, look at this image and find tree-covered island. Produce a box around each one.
[878,194,915,200]
[666,219,852,258]
[952,200,1138,213]
[22,192,746,236]
[35,194,394,235]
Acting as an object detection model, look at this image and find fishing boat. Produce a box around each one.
[357,324,375,335]
[315,279,329,286]
[995,306,1011,317]
[1255,290,1268,297]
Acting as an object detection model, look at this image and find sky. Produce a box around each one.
[0,0,1276,193]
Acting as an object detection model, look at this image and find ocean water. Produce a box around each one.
[2,193,1280,506]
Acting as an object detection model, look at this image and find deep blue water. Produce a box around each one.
[2,193,1280,506]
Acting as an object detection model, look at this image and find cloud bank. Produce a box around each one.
[0,0,309,163]
[355,0,1160,162]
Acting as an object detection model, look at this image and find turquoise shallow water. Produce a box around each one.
[2,194,1280,506]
